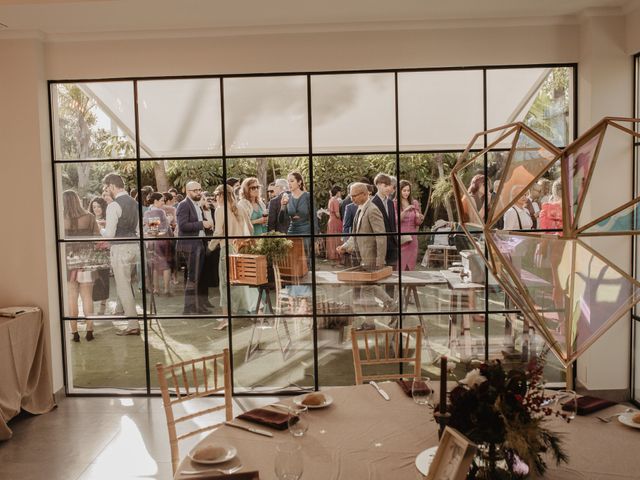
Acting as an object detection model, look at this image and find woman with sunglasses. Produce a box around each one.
[238,177,268,236]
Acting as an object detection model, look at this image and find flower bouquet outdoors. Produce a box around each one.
[446,356,569,479]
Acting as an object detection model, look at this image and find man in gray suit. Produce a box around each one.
[337,182,393,313]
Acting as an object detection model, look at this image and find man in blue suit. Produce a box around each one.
[177,181,212,314]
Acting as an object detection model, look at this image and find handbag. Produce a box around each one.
[400,234,413,245]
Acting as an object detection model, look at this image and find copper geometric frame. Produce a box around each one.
[451,117,640,367]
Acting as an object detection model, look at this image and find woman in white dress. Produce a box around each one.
[208,185,254,327]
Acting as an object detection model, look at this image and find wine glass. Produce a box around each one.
[274,442,303,480]
[553,389,577,421]
[288,405,309,437]
[412,377,434,408]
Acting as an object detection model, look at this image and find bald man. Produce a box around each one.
[177,181,213,314]
[337,182,394,313]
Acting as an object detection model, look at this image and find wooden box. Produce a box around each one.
[275,237,308,278]
[336,266,393,283]
[228,254,268,285]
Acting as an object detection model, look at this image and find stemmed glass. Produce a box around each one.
[274,442,304,480]
[553,389,577,421]
[412,377,435,408]
[288,405,309,437]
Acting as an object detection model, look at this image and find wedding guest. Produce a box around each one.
[208,185,253,327]
[238,177,268,236]
[326,185,343,262]
[101,173,140,335]
[143,192,172,297]
[503,193,534,230]
[176,181,212,314]
[64,190,100,342]
[89,196,110,316]
[396,180,424,271]
[281,171,313,313]
[267,178,290,233]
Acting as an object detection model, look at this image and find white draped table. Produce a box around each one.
[175,382,640,479]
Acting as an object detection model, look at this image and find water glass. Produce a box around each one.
[288,405,309,437]
[554,389,577,420]
[274,442,303,480]
[412,378,434,408]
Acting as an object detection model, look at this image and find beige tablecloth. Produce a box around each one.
[0,307,56,441]
[175,383,640,479]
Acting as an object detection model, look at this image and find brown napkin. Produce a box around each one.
[237,408,295,430]
[192,471,260,479]
[396,379,431,397]
[562,395,617,415]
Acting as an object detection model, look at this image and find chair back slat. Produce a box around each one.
[351,327,422,384]
[156,349,232,475]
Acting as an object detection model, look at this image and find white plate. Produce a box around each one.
[415,446,438,476]
[618,412,640,429]
[188,444,237,464]
[293,393,334,409]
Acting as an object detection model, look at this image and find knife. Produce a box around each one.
[225,421,273,437]
[369,381,390,401]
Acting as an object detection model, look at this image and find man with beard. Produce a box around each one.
[101,173,140,335]
[176,181,213,314]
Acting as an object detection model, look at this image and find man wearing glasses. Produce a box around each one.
[176,181,213,314]
[267,178,291,233]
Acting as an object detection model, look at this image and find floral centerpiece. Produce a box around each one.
[446,357,569,479]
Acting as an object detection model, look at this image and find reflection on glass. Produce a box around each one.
[311,73,395,153]
[224,76,308,155]
[231,316,315,392]
[65,320,146,391]
[138,78,222,157]
[398,70,484,150]
[60,241,143,319]
[487,67,572,147]
[52,82,136,161]
[565,131,601,226]
[147,318,228,388]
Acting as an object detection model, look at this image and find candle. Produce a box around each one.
[440,356,447,414]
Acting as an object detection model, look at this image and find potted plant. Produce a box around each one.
[237,232,294,284]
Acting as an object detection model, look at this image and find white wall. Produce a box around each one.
[0,39,62,390]
[0,14,636,393]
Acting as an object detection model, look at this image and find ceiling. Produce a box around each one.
[0,0,639,37]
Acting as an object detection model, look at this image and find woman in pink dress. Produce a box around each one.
[326,185,343,262]
[396,180,424,271]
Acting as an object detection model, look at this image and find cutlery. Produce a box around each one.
[596,408,634,423]
[225,421,273,437]
[181,465,243,476]
[369,381,390,401]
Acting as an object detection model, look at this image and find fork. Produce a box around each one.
[181,464,243,476]
[596,408,633,423]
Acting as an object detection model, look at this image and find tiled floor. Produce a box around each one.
[0,395,281,480]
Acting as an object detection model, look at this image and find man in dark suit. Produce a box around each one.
[176,181,212,314]
[371,173,398,267]
[267,178,291,233]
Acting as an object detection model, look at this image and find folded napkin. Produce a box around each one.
[396,379,431,398]
[562,395,617,415]
[237,408,295,430]
[190,471,260,479]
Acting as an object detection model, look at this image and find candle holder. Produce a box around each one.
[434,411,451,439]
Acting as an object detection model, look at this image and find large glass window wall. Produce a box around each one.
[50,65,576,394]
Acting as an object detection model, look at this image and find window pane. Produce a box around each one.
[60,240,143,319]
[52,82,136,161]
[398,70,483,150]
[487,67,572,147]
[55,161,139,240]
[138,79,222,157]
[224,76,308,155]
[232,316,315,392]
[65,319,146,392]
[311,73,395,153]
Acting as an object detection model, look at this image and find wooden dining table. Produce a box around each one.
[174,382,640,479]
